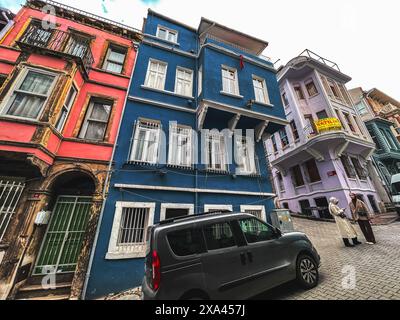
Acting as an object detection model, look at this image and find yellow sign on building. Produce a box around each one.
[315,118,342,133]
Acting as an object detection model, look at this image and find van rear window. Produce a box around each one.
[167,228,205,257]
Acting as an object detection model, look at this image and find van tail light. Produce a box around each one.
[151,250,161,291]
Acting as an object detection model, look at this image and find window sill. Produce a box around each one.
[92,67,129,78]
[167,164,194,171]
[127,160,158,166]
[309,180,322,185]
[141,85,194,100]
[106,251,145,260]
[205,168,230,175]
[294,185,306,189]
[220,91,244,99]
[254,101,274,108]
[308,93,320,99]
[236,172,262,178]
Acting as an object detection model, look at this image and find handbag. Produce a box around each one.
[358,211,368,217]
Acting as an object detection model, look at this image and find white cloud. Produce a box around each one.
[1,0,399,98]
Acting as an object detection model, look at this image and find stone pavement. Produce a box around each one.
[256,217,400,300]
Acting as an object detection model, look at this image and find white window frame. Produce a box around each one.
[252,75,270,105]
[0,67,58,120]
[144,59,168,90]
[235,134,257,175]
[55,83,77,132]
[205,131,229,172]
[79,99,112,141]
[106,202,155,260]
[204,205,233,213]
[168,123,193,168]
[156,25,178,44]
[240,205,267,221]
[130,119,162,164]
[160,203,195,221]
[221,65,240,96]
[174,67,193,97]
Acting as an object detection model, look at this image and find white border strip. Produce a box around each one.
[115,183,275,197]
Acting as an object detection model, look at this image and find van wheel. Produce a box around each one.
[296,254,319,290]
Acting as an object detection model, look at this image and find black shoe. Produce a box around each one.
[343,238,355,247]
[353,238,362,245]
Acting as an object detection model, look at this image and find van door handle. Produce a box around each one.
[240,253,246,265]
[247,251,253,263]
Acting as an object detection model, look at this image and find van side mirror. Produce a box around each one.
[274,227,282,238]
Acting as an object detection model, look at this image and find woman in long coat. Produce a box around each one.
[329,197,361,247]
[349,193,376,245]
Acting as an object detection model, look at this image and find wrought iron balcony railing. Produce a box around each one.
[17,24,94,75]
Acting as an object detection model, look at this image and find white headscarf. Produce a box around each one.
[329,197,339,205]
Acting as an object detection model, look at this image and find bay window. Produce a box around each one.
[79,99,112,141]
[291,165,305,187]
[1,69,56,120]
[279,128,289,148]
[55,84,77,132]
[305,159,321,183]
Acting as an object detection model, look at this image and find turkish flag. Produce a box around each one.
[240,55,244,69]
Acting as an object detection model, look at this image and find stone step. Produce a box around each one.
[15,282,71,300]
[17,294,70,301]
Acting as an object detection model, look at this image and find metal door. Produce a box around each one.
[0,178,25,241]
[34,196,92,275]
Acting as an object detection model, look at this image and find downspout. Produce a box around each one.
[194,31,200,214]
[82,40,141,300]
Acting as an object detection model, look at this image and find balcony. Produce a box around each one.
[17,24,94,75]
[269,125,375,170]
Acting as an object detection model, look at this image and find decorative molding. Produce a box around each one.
[128,96,196,114]
[306,147,325,162]
[334,141,350,159]
[228,114,241,131]
[255,121,269,142]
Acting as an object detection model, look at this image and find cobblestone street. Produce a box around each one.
[256,218,400,300]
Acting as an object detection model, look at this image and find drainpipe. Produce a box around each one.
[82,41,141,300]
[194,33,199,214]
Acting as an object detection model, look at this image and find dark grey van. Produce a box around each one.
[142,212,320,300]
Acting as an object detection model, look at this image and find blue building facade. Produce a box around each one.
[85,10,288,299]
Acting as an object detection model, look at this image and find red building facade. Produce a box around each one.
[0,0,141,299]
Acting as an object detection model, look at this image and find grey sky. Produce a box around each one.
[2,0,399,99]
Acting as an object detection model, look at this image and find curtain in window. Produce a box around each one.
[147,62,166,90]
[169,125,191,167]
[176,69,192,96]
[236,136,256,174]
[222,69,236,94]
[131,121,161,163]
[7,71,54,119]
[206,132,227,171]
[84,103,111,140]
